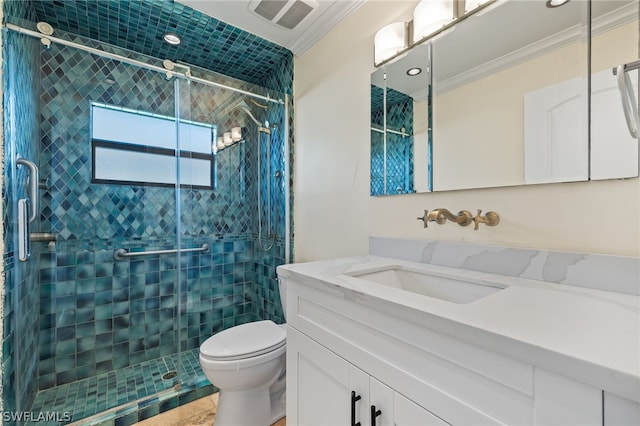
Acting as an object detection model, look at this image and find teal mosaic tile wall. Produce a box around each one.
[37,237,257,390]
[1,0,42,412]
[3,0,294,420]
[34,33,276,389]
[252,51,293,323]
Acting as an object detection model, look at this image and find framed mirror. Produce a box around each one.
[370,0,639,195]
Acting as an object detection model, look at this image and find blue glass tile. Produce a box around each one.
[113,301,130,316]
[77,293,95,309]
[95,332,113,348]
[96,263,113,278]
[131,274,146,288]
[95,319,113,334]
[57,252,77,267]
[95,290,113,306]
[77,250,95,264]
[76,308,95,324]
[95,305,113,320]
[113,329,130,345]
[77,336,95,353]
[113,275,129,289]
[76,322,96,338]
[77,280,96,294]
[55,340,76,357]
[77,350,95,367]
[57,326,76,341]
[95,277,113,292]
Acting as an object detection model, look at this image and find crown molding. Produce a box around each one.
[436,2,637,94]
[289,0,367,55]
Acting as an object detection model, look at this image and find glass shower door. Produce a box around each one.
[5,32,188,422]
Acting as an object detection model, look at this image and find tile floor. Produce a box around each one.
[134,393,286,426]
[28,348,205,425]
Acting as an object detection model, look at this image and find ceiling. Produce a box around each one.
[176,0,366,56]
[20,0,294,87]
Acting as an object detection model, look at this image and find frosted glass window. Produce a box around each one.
[91,103,215,188]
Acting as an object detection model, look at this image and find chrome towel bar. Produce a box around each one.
[113,243,210,261]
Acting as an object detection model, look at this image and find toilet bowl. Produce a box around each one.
[199,320,286,426]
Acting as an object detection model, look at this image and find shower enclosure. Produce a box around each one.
[2,13,291,425]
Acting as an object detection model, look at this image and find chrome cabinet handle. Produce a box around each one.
[16,158,39,223]
[615,63,640,139]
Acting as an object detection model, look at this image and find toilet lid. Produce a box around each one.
[200,320,286,361]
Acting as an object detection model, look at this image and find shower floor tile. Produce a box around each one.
[28,348,206,425]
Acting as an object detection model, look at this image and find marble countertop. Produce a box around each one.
[277,255,640,402]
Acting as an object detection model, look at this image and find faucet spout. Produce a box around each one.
[417,208,473,228]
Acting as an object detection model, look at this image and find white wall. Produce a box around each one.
[293,0,640,262]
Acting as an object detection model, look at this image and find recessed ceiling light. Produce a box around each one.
[163,32,181,45]
[546,0,570,8]
[406,67,422,76]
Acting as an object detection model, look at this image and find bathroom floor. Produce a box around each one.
[28,348,205,425]
[134,393,287,426]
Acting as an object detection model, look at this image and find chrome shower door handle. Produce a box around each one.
[616,63,640,139]
[16,158,39,222]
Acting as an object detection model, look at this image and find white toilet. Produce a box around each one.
[199,281,287,426]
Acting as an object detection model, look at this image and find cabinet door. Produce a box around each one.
[369,378,395,426]
[350,364,370,426]
[288,327,350,426]
[369,377,450,426]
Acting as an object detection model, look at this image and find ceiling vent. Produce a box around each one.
[249,0,319,30]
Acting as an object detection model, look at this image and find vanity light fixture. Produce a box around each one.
[407,67,422,76]
[231,126,242,142]
[163,32,181,45]
[374,22,408,66]
[374,0,495,67]
[546,0,571,8]
[223,132,233,147]
[412,0,455,43]
[216,137,225,151]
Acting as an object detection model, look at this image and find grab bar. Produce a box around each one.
[113,243,210,261]
[16,158,39,222]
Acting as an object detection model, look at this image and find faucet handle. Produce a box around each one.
[417,210,430,228]
[473,209,500,230]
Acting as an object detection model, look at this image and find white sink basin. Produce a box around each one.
[347,266,508,304]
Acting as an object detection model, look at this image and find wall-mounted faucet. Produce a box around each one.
[417,208,499,230]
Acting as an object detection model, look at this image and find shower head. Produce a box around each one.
[234,100,262,127]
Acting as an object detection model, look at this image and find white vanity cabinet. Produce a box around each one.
[280,266,638,426]
[287,326,448,426]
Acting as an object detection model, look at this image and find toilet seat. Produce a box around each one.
[200,320,286,361]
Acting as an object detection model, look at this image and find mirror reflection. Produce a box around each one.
[370,0,639,195]
[370,45,431,195]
